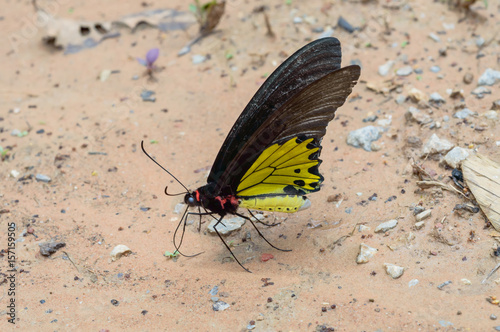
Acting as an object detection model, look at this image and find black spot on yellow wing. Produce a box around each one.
[236,137,323,197]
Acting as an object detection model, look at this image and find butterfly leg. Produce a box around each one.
[236,211,291,252]
[213,215,252,273]
[172,206,204,258]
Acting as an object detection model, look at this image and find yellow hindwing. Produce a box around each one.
[236,137,322,197]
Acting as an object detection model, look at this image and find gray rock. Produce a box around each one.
[421,133,454,156]
[39,242,66,256]
[429,92,445,103]
[395,94,406,104]
[356,243,378,264]
[492,99,500,110]
[412,206,425,215]
[430,66,441,73]
[191,54,207,64]
[10,129,21,136]
[444,147,471,168]
[453,108,476,119]
[471,86,491,97]
[346,126,384,152]
[212,301,230,311]
[141,90,156,102]
[378,60,395,76]
[209,285,219,296]
[208,216,245,235]
[396,66,413,76]
[375,219,398,233]
[35,174,51,183]
[478,68,500,86]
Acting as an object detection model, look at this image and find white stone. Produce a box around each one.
[378,60,395,76]
[461,278,472,285]
[358,225,371,232]
[110,245,132,261]
[414,221,425,230]
[483,110,498,120]
[384,263,404,279]
[396,66,413,76]
[415,209,431,222]
[421,133,454,156]
[444,147,472,168]
[375,219,398,233]
[10,170,20,178]
[409,279,419,287]
[356,243,378,264]
[208,216,245,235]
[429,33,441,42]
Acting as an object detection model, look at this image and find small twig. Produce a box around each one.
[482,262,500,284]
[62,251,80,273]
[416,180,469,199]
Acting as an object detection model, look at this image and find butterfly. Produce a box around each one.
[142,37,360,272]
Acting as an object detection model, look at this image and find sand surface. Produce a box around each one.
[1,0,500,331]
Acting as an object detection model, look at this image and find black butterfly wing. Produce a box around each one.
[208,38,342,182]
[207,37,360,196]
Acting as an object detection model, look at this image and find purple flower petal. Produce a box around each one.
[146,48,159,65]
[136,57,148,66]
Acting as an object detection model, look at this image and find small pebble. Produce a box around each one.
[453,108,476,119]
[208,216,245,235]
[346,126,384,152]
[429,92,445,103]
[430,66,441,73]
[414,221,425,230]
[111,299,119,306]
[384,263,404,279]
[191,54,207,64]
[437,280,452,290]
[378,60,394,76]
[396,66,413,76]
[478,68,500,86]
[374,219,398,233]
[420,133,454,156]
[337,16,356,33]
[213,301,230,311]
[463,72,473,84]
[491,314,498,320]
[416,210,431,222]
[141,90,156,102]
[356,243,378,264]
[408,279,419,287]
[429,32,441,42]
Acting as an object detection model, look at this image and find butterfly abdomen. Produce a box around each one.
[239,195,311,213]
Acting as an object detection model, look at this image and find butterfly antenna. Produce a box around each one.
[141,141,190,193]
[164,186,187,196]
[237,211,291,252]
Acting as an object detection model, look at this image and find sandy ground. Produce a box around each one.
[1,0,500,331]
